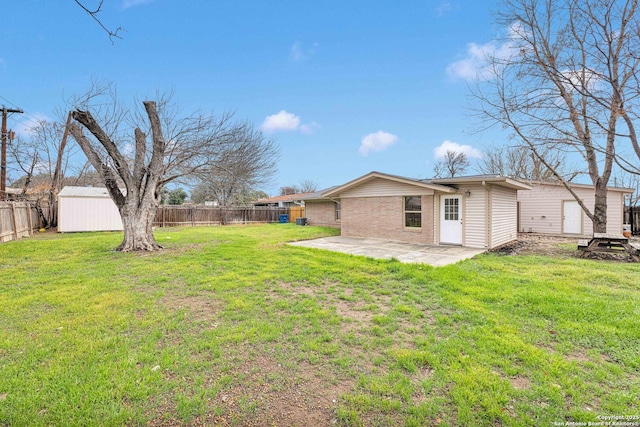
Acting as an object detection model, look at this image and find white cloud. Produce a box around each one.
[14,113,51,138]
[561,68,601,92]
[261,110,300,133]
[434,140,482,159]
[446,23,522,82]
[299,121,320,135]
[261,110,319,135]
[123,0,154,9]
[359,131,399,156]
[436,1,454,16]
[289,41,319,62]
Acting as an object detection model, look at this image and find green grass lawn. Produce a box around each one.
[1,224,639,426]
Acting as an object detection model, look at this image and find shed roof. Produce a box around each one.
[58,186,114,198]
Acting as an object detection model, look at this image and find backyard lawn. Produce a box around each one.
[0,224,639,426]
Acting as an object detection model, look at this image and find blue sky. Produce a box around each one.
[1,1,506,196]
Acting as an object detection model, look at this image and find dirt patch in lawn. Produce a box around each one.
[492,233,638,262]
[492,234,580,258]
[207,351,350,426]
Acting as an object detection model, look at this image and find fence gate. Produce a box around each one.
[288,206,305,223]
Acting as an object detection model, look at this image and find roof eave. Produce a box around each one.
[322,171,456,198]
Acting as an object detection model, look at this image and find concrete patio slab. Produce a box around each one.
[288,236,486,267]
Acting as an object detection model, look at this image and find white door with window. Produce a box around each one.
[563,200,582,234]
[440,195,462,244]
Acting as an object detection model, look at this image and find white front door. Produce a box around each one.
[440,195,462,245]
[563,200,582,234]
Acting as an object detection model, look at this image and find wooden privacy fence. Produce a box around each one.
[153,206,290,227]
[0,202,36,243]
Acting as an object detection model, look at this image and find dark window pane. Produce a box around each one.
[405,196,421,212]
[405,212,422,227]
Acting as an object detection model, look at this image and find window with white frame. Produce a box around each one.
[335,202,341,220]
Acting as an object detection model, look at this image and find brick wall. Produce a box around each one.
[305,200,341,228]
[341,196,434,244]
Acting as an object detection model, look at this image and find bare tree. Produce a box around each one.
[474,0,640,233]
[614,172,640,207]
[7,115,78,227]
[279,185,299,196]
[191,127,279,206]
[476,144,573,181]
[68,88,273,251]
[298,179,318,193]
[433,150,470,178]
[74,1,123,43]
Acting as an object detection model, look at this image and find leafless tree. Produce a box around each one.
[474,0,640,233]
[277,180,319,196]
[298,179,319,193]
[74,0,123,43]
[614,172,640,207]
[476,144,574,181]
[433,150,470,178]
[190,127,279,206]
[7,115,78,227]
[68,88,277,251]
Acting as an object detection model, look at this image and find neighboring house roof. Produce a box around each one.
[322,171,457,198]
[253,192,317,205]
[298,186,339,201]
[521,180,634,193]
[5,188,23,195]
[58,186,117,198]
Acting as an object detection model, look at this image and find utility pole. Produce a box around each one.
[1,105,24,201]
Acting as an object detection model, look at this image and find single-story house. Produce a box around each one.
[58,186,123,232]
[252,192,315,208]
[517,181,633,236]
[302,171,532,250]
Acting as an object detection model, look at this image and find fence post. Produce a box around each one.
[26,202,33,235]
[10,202,18,241]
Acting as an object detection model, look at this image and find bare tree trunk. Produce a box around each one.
[593,180,608,233]
[117,201,161,251]
[47,112,73,229]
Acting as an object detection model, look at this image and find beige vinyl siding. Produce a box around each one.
[490,185,518,248]
[606,191,625,233]
[58,195,123,232]
[461,185,487,249]
[517,184,627,235]
[338,177,435,198]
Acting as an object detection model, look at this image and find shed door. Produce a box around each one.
[563,200,582,234]
[440,195,462,245]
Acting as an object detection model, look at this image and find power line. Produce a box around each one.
[0,95,43,123]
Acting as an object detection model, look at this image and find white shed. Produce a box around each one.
[58,186,123,232]
[517,181,633,236]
